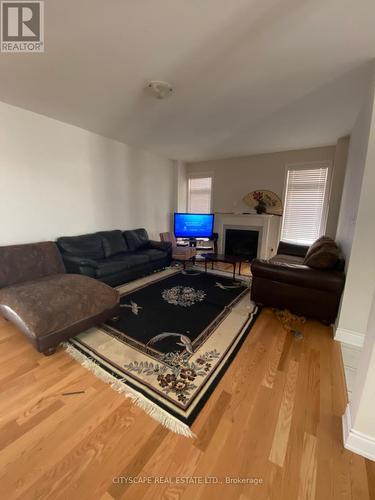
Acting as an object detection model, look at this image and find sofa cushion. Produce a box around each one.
[270,254,305,265]
[57,234,105,260]
[0,242,65,288]
[137,249,168,262]
[304,243,339,270]
[95,253,149,278]
[123,228,149,252]
[95,260,130,278]
[0,274,118,339]
[97,230,129,257]
[277,241,310,258]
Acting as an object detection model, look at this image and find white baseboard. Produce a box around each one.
[334,327,365,348]
[342,404,375,461]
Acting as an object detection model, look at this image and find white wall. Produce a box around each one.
[0,102,175,244]
[335,70,375,344]
[186,144,345,239]
[336,66,375,461]
[175,160,188,213]
[336,83,375,261]
[327,136,350,239]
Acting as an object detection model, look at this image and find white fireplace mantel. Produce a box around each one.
[214,213,281,260]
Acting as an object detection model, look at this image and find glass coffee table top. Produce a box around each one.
[201,253,248,263]
[201,253,249,280]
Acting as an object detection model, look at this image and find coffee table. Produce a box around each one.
[201,253,249,281]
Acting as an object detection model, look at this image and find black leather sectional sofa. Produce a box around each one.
[57,228,172,287]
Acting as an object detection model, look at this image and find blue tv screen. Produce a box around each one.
[174,213,215,238]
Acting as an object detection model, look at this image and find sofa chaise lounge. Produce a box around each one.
[0,242,120,354]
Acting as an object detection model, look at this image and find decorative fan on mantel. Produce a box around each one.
[243,190,283,215]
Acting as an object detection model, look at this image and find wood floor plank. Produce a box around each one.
[350,451,370,500]
[332,414,352,500]
[0,384,123,498]
[25,399,145,500]
[195,390,232,451]
[315,325,336,500]
[277,330,294,372]
[366,459,375,500]
[297,433,318,500]
[269,359,299,467]
[304,347,320,437]
[262,327,287,389]
[100,493,114,500]
[0,308,371,500]
[128,429,202,500]
[0,399,64,452]
[277,343,309,499]
[108,425,169,499]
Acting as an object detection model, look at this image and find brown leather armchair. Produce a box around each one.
[251,241,345,323]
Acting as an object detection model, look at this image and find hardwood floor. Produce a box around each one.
[0,310,374,500]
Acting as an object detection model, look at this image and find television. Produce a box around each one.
[174,213,215,238]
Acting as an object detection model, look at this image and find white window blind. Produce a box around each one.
[188,176,212,213]
[281,164,330,245]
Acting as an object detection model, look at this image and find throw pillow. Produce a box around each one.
[304,236,334,260]
[304,243,339,269]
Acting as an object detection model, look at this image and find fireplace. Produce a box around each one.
[215,214,280,260]
[225,228,259,261]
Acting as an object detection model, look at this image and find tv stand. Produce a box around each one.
[177,238,200,248]
[176,235,218,254]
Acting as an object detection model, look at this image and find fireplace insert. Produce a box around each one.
[225,228,259,261]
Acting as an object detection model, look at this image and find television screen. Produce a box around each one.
[174,213,215,238]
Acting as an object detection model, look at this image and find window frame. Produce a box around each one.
[280,160,333,245]
[187,173,214,214]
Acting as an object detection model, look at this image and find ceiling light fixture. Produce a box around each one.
[146,80,173,99]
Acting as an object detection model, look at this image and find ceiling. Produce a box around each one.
[1,0,374,161]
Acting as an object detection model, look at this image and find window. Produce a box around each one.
[188,176,212,213]
[281,162,331,245]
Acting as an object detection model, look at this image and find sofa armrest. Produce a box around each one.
[251,259,345,293]
[61,255,98,277]
[277,241,309,258]
[148,240,172,252]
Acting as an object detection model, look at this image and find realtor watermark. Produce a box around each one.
[112,475,264,486]
[1,0,44,52]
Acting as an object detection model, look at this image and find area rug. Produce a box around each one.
[65,268,259,437]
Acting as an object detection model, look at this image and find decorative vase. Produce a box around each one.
[255,201,267,214]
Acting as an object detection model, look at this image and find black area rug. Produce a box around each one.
[66,269,259,436]
[106,270,248,354]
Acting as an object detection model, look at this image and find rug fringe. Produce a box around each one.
[63,342,196,438]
